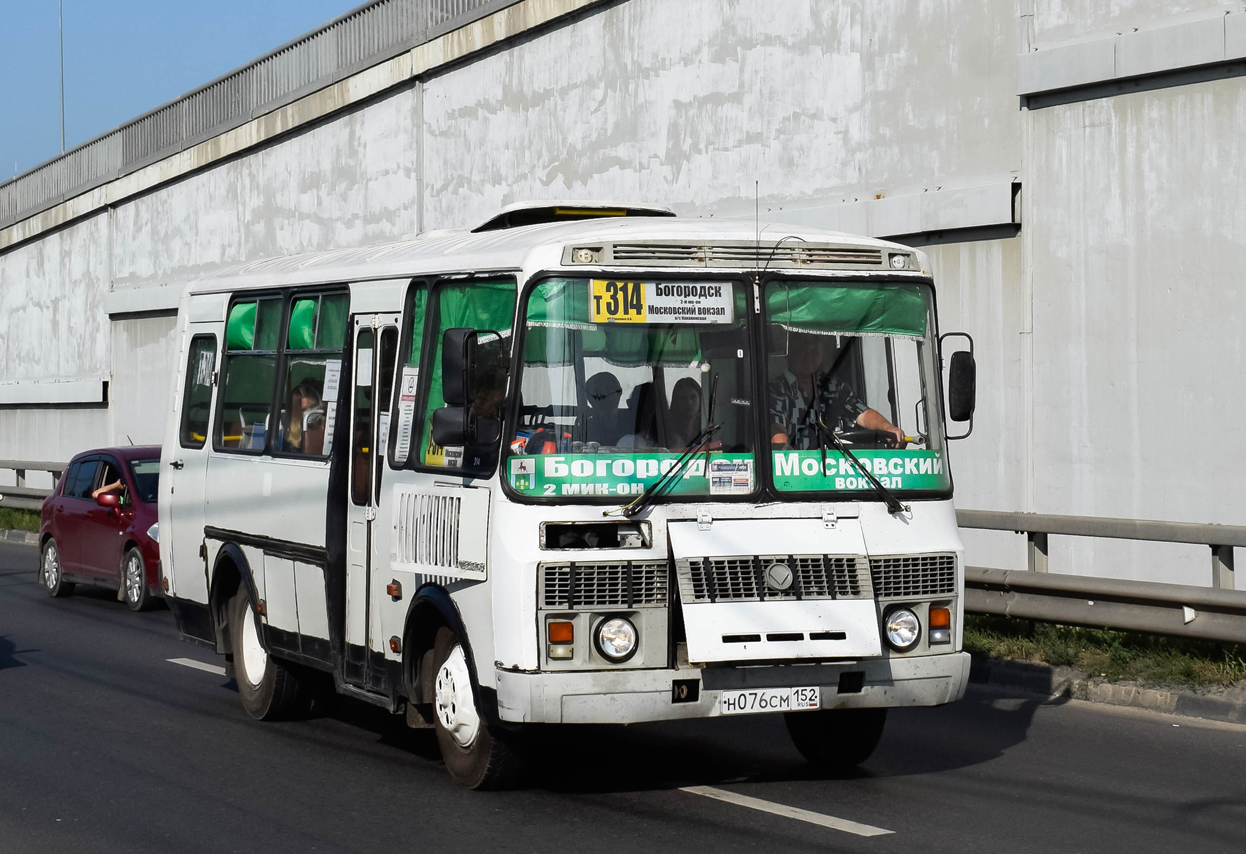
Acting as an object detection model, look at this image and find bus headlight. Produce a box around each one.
[883,607,921,652]
[595,616,638,662]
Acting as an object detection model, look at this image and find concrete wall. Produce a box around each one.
[1,0,1242,587]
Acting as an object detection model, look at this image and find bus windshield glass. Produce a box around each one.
[507,277,755,501]
[765,279,949,495]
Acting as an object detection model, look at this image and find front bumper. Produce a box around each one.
[495,651,970,724]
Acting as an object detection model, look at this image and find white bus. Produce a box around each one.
[159,202,978,789]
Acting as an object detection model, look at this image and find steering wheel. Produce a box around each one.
[835,428,901,449]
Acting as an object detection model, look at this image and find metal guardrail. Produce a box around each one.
[0,460,65,512]
[958,509,1246,644]
[0,0,515,232]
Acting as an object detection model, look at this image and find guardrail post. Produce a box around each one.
[1211,545,1235,590]
[1027,532,1049,573]
[15,468,25,489]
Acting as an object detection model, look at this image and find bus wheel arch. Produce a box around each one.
[208,543,256,657]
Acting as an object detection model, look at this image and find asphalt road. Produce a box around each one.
[2,538,1245,854]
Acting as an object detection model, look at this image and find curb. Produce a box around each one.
[1,529,39,546]
[970,656,1246,725]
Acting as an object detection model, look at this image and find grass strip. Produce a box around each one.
[0,507,40,533]
[965,613,1246,690]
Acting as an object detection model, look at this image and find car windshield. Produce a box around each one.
[507,277,755,501]
[764,279,949,495]
[128,458,160,504]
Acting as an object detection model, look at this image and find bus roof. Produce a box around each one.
[184,214,927,295]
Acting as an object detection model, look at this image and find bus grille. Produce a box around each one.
[869,553,957,598]
[540,561,669,609]
[393,491,460,570]
[674,555,873,603]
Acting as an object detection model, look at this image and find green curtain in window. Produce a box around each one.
[766,282,928,337]
[226,302,257,350]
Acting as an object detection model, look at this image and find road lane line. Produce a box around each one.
[168,657,227,676]
[680,785,893,837]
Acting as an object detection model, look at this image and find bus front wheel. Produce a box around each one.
[430,626,521,789]
[784,707,887,772]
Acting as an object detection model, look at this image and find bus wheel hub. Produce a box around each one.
[435,644,479,748]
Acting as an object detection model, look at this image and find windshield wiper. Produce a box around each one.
[609,374,721,518]
[815,413,909,515]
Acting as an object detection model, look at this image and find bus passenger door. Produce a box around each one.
[344,314,399,687]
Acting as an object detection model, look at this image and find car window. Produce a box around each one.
[63,459,100,499]
[128,459,160,504]
[97,459,128,504]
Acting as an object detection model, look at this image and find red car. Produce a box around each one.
[39,446,163,611]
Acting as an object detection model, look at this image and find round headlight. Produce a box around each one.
[595,616,638,662]
[889,253,910,270]
[884,608,921,651]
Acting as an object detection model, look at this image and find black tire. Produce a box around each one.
[784,707,888,772]
[122,547,153,612]
[227,588,310,721]
[430,626,522,790]
[41,538,74,598]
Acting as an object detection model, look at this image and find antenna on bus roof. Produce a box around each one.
[127,435,134,446]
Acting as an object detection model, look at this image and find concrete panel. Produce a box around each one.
[422,0,1022,228]
[106,284,186,316]
[109,315,180,447]
[1027,77,1246,584]
[771,182,1018,238]
[0,380,105,405]
[1032,2,1235,46]
[1225,11,1246,60]
[1018,40,1116,95]
[1115,15,1225,78]
[0,408,108,466]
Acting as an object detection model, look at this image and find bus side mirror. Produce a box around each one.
[431,406,502,447]
[948,351,976,422]
[441,327,478,406]
[940,332,976,440]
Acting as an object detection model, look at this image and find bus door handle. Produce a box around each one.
[170,459,184,470]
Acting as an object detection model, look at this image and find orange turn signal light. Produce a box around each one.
[929,607,951,629]
[548,620,574,644]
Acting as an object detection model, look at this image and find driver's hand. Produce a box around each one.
[889,427,907,449]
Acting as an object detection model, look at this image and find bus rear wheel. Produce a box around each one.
[430,626,522,790]
[228,588,310,721]
[784,707,888,772]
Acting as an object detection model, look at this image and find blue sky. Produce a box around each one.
[1,0,360,180]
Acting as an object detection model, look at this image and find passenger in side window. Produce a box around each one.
[284,379,326,454]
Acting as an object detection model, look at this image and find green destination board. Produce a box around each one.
[772,450,949,492]
[508,453,755,498]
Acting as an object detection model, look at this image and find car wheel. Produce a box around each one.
[41,538,74,598]
[784,707,888,772]
[431,626,522,790]
[227,587,310,721]
[122,547,153,612]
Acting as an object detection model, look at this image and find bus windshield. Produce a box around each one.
[764,279,949,495]
[506,277,756,501]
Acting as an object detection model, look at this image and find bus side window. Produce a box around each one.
[419,278,516,472]
[180,335,217,449]
[215,297,282,453]
[374,326,398,502]
[390,282,428,467]
[278,292,348,457]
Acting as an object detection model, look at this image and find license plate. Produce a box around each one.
[719,686,821,716]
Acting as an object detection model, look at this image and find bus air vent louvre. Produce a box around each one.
[394,491,461,569]
[674,555,872,603]
[869,553,957,599]
[539,561,669,609]
[604,242,884,269]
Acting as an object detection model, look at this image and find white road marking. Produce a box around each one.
[680,785,893,837]
[168,657,227,676]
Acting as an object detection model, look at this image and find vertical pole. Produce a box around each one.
[1211,545,1235,591]
[1027,531,1049,573]
[15,469,26,489]
[59,0,66,153]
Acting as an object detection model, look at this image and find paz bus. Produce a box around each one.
[159,201,978,789]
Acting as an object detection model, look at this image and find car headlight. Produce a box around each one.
[594,616,638,662]
[884,607,921,652]
[147,523,159,543]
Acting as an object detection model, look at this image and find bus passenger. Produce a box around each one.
[667,377,703,448]
[284,378,325,454]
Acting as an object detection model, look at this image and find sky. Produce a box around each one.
[0,0,362,180]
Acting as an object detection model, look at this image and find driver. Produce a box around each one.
[769,331,906,449]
